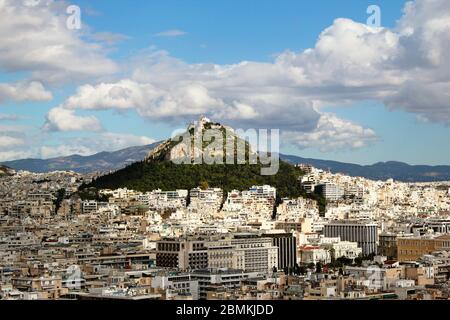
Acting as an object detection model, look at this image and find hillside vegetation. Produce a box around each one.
[85,161,305,199]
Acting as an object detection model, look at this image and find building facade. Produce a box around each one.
[324,220,378,256]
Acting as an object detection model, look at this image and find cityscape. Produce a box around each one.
[1,0,450,308]
[1,117,450,301]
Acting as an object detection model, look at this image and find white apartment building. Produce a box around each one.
[156,234,278,273]
[82,200,98,215]
[316,183,344,201]
[207,234,278,273]
[189,187,223,211]
[318,237,362,260]
[298,246,331,264]
[223,185,276,217]
[140,189,188,210]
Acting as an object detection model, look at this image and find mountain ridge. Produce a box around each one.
[1,143,160,174]
[279,154,450,182]
[2,143,450,182]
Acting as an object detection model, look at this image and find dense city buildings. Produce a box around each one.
[1,165,450,300]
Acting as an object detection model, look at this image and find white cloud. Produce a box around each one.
[43,107,102,132]
[282,114,378,152]
[384,81,450,123]
[40,144,92,159]
[396,0,450,69]
[217,102,259,120]
[0,81,52,103]
[0,149,34,162]
[0,135,25,148]
[39,0,450,153]
[0,0,118,83]
[154,29,187,37]
[60,79,227,119]
[98,132,155,150]
[0,122,40,161]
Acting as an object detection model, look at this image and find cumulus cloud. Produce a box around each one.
[43,107,102,132]
[0,135,25,148]
[40,0,450,153]
[39,145,92,159]
[61,79,226,119]
[0,0,118,83]
[385,81,450,123]
[0,81,52,103]
[282,114,378,152]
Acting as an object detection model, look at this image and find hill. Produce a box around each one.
[83,118,314,201]
[84,160,306,199]
[0,165,14,177]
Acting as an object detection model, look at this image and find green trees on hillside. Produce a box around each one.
[84,161,305,199]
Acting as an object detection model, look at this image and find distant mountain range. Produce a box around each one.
[279,154,450,182]
[1,142,160,174]
[2,142,450,182]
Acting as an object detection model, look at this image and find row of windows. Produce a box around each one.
[399,249,428,255]
[158,243,181,251]
[398,240,433,246]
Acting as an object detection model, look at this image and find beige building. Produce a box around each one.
[397,237,437,262]
[11,276,68,299]
[397,235,450,262]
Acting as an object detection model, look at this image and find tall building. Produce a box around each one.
[324,220,378,256]
[262,231,297,271]
[229,233,278,273]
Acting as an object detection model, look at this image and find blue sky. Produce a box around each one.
[1,0,450,165]
[75,0,406,63]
